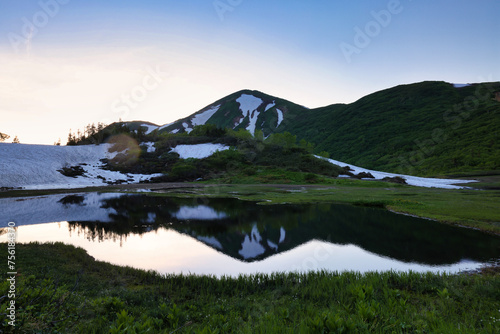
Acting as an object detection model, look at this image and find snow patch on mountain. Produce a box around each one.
[141,142,156,153]
[191,105,220,126]
[453,83,471,88]
[276,108,284,128]
[141,124,158,135]
[237,94,263,115]
[171,143,230,159]
[236,94,263,135]
[265,101,276,111]
[0,143,161,190]
[159,122,174,130]
[182,122,193,134]
[246,111,260,135]
[317,156,476,189]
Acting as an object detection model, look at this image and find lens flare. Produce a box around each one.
[106,134,141,167]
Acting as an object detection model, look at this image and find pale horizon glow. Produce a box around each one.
[1,0,499,144]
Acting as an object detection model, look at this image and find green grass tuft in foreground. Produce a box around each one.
[1,242,499,333]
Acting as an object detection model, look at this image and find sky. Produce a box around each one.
[0,0,499,145]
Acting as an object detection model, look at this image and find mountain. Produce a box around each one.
[146,81,500,176]
[285,81,500,175]
[157,89,308,136]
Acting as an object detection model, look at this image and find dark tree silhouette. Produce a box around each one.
[0,132,9,142]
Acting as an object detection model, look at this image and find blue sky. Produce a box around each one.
[1,0,499,144]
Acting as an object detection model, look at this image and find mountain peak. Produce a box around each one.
[157,89,308,135]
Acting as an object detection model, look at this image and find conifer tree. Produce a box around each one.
[0,132,9,142]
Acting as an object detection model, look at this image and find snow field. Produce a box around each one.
[171,143,230,159]
[0,143,161,190]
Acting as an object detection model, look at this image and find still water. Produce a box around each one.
[1,192,498,276]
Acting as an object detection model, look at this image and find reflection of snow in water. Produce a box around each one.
[197,236,223,250]
[145,212,156,224]
[0,192,124,227]
[239,224,265,259]
[267,240,278,251]
[172,205,228,220]
[279,227,286,243]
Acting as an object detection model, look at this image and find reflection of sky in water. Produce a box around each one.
[10,222,483,277]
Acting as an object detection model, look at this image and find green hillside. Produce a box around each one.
[283,81,500,176]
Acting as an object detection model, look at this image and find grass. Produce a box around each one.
[1,242,499,333]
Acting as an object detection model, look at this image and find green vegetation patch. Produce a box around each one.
[1,242,499,333]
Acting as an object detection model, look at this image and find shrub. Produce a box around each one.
[169,160,202,181]
[190,124,226,138]
[205,148,246,170]
[57,165,86,178]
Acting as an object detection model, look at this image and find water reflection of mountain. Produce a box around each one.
[61,194,500,266]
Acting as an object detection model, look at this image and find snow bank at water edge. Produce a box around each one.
[171,143,230,159]
[0,143,161,190]
[317,155,476,189]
